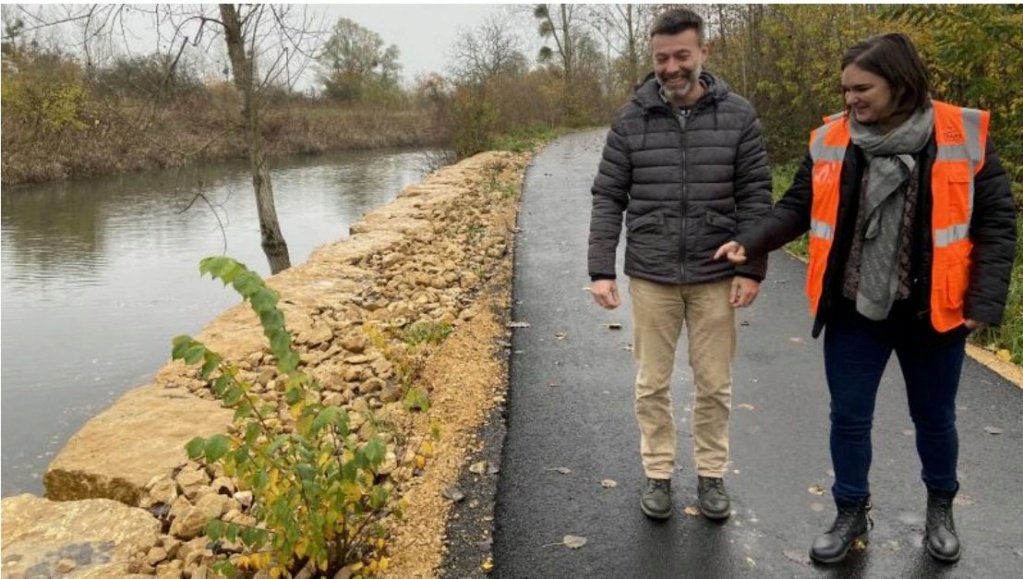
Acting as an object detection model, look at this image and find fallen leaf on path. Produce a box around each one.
[469,461,489,475]
[738,403,756,411]
[442,486,465,502]
[997,349,1012,362]
[683,506,701,516]
[507,321,531,328]
[541,535,588,549]
[548,381,560,387]
[808,485,826,496]
[789,337,804,343]
[563,535,587,549]
[481,556,494,573]
[600,479,618,488]
[554,332,567,340]
[605,323,623,330]
[984,426,1004,435]
[544,466,571,475]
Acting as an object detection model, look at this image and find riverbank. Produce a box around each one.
[1,148,531,578]
[1,101,445,186]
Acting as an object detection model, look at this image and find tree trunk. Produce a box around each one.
[219,4,291,274]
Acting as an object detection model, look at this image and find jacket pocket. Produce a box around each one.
[626,211,664,233]
[704,210,736,233]
[625,211,676,278]
[698,210,737,252]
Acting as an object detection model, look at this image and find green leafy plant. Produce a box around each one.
[171,257,395,577]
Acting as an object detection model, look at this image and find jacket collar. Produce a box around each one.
[633,71,728,113]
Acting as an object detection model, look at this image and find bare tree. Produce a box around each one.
[446,15,528,86]
[15,4,322,273]
[587,4,656,89]
[533,3,582,80]
[218,4,307,272]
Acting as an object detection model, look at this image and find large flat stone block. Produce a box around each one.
[44,383,233,505]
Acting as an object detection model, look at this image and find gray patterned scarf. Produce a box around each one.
[848,106,934,320]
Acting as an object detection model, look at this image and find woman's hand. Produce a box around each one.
[714,241,748,264]
[964,319,988,332]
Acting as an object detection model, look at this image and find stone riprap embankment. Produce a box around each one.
[1,150,531,579]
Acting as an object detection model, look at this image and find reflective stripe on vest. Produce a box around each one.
[806,101,988,331]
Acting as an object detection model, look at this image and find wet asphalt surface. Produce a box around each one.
[474,130,1023,579]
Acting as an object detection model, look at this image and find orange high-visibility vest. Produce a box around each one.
[806,100,989,331]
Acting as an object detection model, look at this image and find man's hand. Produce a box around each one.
[730,277,760,308]
[590,279,621,310]
[714,241,748,264]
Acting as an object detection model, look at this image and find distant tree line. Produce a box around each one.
[3,4,1021,185]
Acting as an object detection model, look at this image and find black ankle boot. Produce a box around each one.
[925,486,961,562]
[810,497,872,564]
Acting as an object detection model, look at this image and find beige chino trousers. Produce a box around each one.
[629,277,736,480]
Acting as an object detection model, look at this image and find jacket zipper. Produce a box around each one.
[677,112,688,283]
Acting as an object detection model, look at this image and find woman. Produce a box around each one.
[716,33,1016,564]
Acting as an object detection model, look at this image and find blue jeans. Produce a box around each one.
[823,303,966,503]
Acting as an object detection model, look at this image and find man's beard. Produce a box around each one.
[657,64,701,102]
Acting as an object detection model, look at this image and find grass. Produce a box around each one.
[487,124,566,154]
[771,161,809,257]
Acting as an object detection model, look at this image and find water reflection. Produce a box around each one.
[0,148,439,496]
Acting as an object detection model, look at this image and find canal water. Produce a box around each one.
[1,148,438,496]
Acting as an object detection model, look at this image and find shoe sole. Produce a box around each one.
[925,542,961,563]
[809,533,869,564]
[698,505,731,520]
[640,500,672,520]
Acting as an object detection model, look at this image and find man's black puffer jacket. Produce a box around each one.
[588,71,773,285]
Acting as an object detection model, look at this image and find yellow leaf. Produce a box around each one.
[415,454,426,469]
[481,556,494,573]
[421,440,435,457]
[379,557,390,571]
[997,348,1012,362]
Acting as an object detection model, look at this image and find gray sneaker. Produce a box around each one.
[697,476,731,520]
[641,478,672,519]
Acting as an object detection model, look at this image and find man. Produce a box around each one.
[588,8,772,521]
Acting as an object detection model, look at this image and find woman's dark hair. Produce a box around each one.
[841,33,931,115]
[649,8,705,44]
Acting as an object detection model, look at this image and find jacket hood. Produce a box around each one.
[633,71,730,111]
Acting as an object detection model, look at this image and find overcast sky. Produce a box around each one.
[5,3,540,88]
[319,4,513,82]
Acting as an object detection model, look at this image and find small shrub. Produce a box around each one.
[171,257,394,577]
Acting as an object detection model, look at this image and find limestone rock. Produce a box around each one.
[0,494,159,578]
[169,506,209,540]
[44,384,233,506]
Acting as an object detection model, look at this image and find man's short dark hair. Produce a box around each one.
[649,8,705,44]
[841,33,931,116]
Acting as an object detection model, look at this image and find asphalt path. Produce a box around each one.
[490,129,1023,579]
